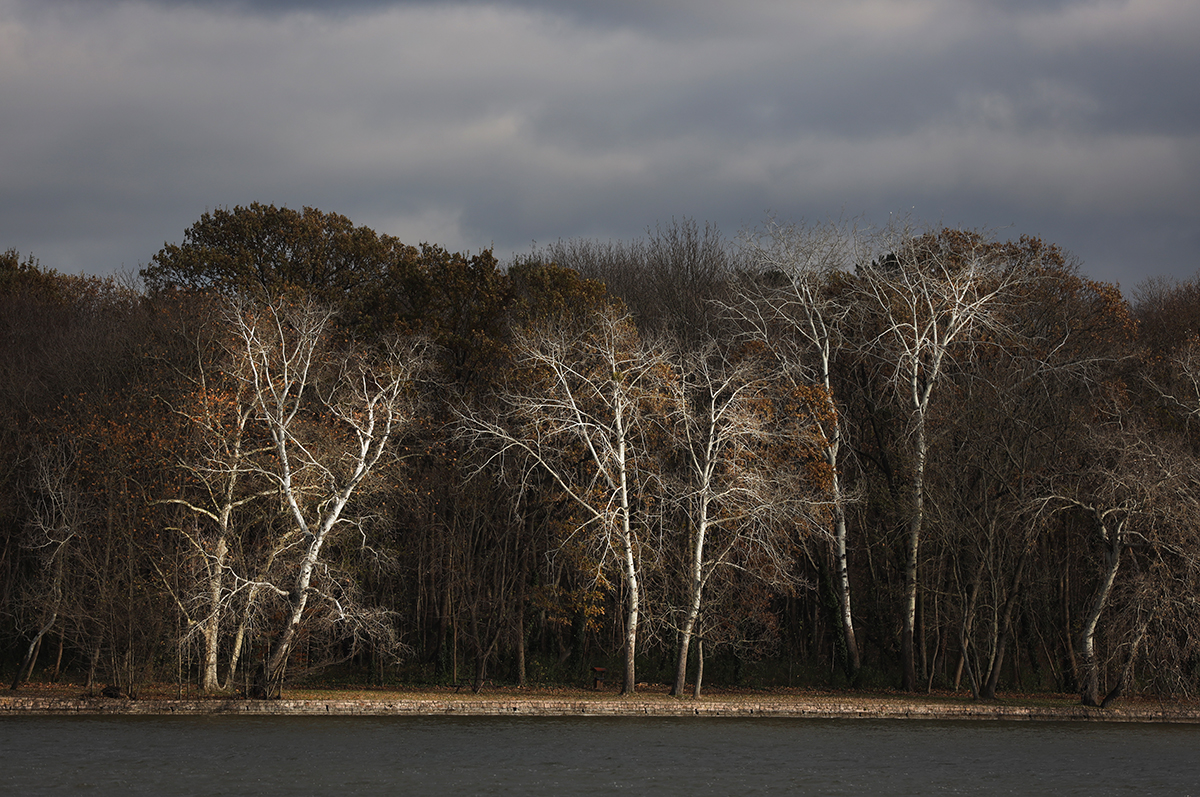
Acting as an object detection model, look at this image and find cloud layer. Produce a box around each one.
[2,0,1197,286]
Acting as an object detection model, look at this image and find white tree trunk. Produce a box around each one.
[1080,527,1122,707]
[672,511,707,697]
[902,415,927,692]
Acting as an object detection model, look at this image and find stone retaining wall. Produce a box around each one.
[3,696,1200,722]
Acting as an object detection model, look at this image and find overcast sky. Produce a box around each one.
[2,0,1197,290]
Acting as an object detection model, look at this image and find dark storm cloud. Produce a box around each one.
[1,0,1197,287]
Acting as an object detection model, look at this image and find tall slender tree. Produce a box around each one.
[459,307,666,695]
[733,218,865,677]
[853,225,1029,691]
[663,339,820,696]
[220,296,428,696]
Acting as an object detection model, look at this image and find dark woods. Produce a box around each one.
[3,207,1200,706]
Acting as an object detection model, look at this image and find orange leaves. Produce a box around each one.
[530,583,607,632]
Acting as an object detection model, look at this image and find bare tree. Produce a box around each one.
[458,307,666,695]
[1040,417,1200,706]
[9,442,86,690]
[853,225,1029,691]
[530,217,740,343]
[1146,333,1200,430]
[663,340,818,696]
[223,296,428,696]
[732,217,865,677]
[154,318,278,692]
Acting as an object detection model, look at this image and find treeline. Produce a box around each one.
[3,205,1199,706]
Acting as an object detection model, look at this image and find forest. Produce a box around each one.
[3,203,1200,707]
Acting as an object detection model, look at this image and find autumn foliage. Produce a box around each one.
[3,211,1200,708]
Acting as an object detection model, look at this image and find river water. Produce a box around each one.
[2,715,1198,795]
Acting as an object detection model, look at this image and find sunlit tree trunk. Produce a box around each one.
[901,413,928,692]
[672,507,706,697]
[1079,525,1123,707]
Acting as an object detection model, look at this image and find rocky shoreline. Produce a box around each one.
[4,694,1200,722]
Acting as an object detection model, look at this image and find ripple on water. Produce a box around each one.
[2,715,1199,795]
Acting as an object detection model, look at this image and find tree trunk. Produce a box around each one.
[224,622,245,691]
[1061,570,1079,693]
[672,611,699,698]
[820,375,859,680]
[832,496,860,678]
[1101,602,1150,709]
[51,633,65,682]
[981,553,1027,699]
[516,586,527,688]
[901,411,928,692]
[617,421,639,697]
[200,534,229,692]
[87,641,102,689]
[10,613,56,691]
[468,607,489,693]
[258,606,302,698]
[257,538,323,697]
[467,603,504,693]
[1080,529,1122,707]
[673,514,707,697]
[13,552,65,691]
[621,534,640,696]
[953,559,984,690]
[222,584,260,690]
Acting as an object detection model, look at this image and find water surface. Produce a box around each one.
[3,715,1198,795]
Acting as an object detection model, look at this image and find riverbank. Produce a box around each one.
[4,684,1199,721]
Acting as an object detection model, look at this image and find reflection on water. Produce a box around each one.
[3,715,1199,795]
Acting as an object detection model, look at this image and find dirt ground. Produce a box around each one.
[5,677,1195,715]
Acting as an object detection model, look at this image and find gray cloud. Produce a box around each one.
[2,0,1197,289]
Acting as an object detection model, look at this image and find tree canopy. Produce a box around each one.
[3,211,1200,708]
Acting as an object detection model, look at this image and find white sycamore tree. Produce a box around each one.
[853,225,1030,691]
[157,321,273,692]
[732,218,864,678]
[459,307,665,695]
[220,296,427,697]
[1040,413,1200,706]
[663,339,819,697]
